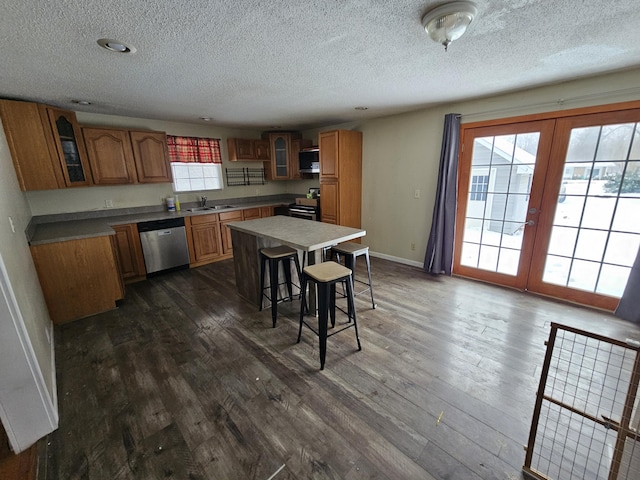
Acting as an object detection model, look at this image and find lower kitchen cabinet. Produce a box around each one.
[185,214,224,267]
[220,210,243,255]
[260,206,274,217]
[319,180,339,224]
[112,223,146,283]
[30,235,124,324]
[185,205,280,268]
[242,207,261,220]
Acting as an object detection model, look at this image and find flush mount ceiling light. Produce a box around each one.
[97,38,136,53]
[72,100,91,105]
[422,1,477,51]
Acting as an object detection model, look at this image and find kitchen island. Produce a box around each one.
[227,216,365,307]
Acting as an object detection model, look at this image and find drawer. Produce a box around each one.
[189,213,219,225]
[219,210,243,221]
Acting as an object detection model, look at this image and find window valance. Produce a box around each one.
[167,135,221,163]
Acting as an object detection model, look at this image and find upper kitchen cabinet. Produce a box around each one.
[83,127,172,185]
[289,138,313,180]
[129,131,172,183]
[319,130,362,228]
[227,138,271,162]
[45,107,93,187]
[82,127,137,185]
[264,132,301,180]
[0,99,92,190]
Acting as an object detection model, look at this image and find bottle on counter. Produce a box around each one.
[166,196,176,211]
[175,195,181,211]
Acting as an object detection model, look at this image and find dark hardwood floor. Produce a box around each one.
[42,257,640,479]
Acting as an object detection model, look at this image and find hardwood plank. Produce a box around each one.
[43,257,640,480]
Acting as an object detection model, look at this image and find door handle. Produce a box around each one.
[525,220,535,226]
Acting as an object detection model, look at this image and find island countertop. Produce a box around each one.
[227,216,366,307]
[227,216,366,253]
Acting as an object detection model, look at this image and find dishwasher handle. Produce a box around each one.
[137,217,185,232]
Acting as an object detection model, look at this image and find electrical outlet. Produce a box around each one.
[414,189,421,199]
[411,243,416,251]
[104,199,113,208]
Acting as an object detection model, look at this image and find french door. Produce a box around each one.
[454,108,640,310]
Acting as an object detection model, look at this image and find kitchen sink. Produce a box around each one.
[186,206,213,212]
[186,205,236,212]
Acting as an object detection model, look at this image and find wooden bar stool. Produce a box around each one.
[331,242,376,309]
[260,245,302,327]
[297,261,362,370]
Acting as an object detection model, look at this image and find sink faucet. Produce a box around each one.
[200,196,207,207]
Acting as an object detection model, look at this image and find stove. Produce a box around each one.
[289,203,319,221]
[289,188,320,221]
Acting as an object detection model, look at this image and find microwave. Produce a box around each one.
[299,148,319,174]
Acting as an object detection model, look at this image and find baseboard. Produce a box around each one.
[369,251,424,269]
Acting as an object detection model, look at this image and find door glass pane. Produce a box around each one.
[595,123,635,161]
[548,226,578,257]
[462,132,539,275]
[596,265,631,297]
[574,229,607,262]
[542,121,640,297]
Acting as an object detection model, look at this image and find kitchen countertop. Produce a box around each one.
[227,215,365,252]
[28,200,290,246]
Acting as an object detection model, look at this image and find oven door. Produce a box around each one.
[289,207,317,221]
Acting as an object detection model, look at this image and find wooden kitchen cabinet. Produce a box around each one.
[83,127,137,184]
[0,99,92,190]
[254,140,270,161]
[186,214,224,267]
[264,132,301,180]
[260,206,274,217]
[227,138,271,161]
[112,223,146,283]
[319,180,339,224]
[45,107,94,187]
[129,131,172,183]
[30,235,124,324]
[289,138,313,180]
[242,207,261,220]
[219,210,243,255]
[319,130,362,229]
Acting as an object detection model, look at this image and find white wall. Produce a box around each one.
[0,118,57,452]
[357,69,640,265]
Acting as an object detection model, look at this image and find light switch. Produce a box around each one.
[414,189,421,199]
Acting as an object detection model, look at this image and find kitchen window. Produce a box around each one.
[167,135,223,192]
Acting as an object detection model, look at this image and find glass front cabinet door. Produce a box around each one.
[45,107,93,187]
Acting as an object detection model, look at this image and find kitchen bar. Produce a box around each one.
[227,215,366,308]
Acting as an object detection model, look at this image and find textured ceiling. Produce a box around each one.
[1,0,639,129]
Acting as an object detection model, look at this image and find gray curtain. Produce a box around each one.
[615,245,640,324]
[423,113,461,275]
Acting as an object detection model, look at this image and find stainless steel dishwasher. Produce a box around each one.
[137,218,190,274]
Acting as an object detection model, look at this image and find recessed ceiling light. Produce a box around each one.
[72,100,91,105]
[355,106,368,110]
[200,117,212,122]
[97,38,136,53]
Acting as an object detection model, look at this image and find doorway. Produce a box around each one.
[454,107,640,310]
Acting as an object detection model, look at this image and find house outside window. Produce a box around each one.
[470,175,489,201]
